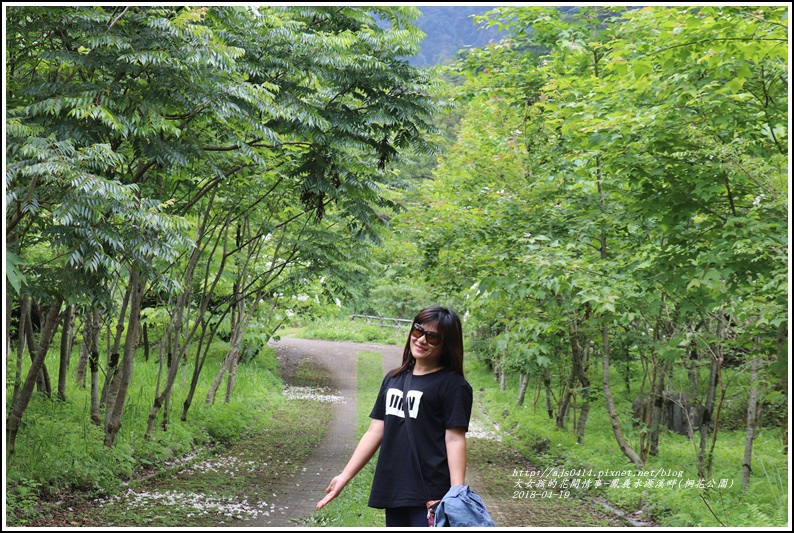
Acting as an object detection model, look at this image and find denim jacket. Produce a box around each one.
[434,484,495,527]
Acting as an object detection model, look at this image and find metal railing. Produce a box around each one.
[350,314,413,328]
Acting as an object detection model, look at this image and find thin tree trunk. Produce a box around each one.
[11,296,31,409]
[142,322,150,362]
[741,355,761,489]
[698,344,720,479]
[146,204,226,434]
[101,283,131,407]
[575,345,591,445]
[88,309,103,426]
[776,323,787,454]
[5,285,13,371]
[24,306,51,395]
[57,305,73,401]
[543,368,554,420]
[105,267,143,446]
[648,360,670,458]
[603,322,644,469]
[595,151,642,469]
[206,352,233,405]
[499,323,507,392]
[182,310,228,420]
[516,374,530,405]
[76,317,89,388]
[6,297,64,457]
[557,317,583,430]
[688,346,700,396]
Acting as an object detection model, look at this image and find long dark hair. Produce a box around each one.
[391,306,465,378]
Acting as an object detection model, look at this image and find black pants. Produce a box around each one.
[385,506,428,527]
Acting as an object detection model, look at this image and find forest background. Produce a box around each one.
[4,4,790,528]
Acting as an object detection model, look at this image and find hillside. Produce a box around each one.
[409,6,504,66]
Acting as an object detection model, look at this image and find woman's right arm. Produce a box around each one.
[315,418,384,510]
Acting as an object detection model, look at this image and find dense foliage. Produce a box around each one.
[6,5,440,452]
[359,5,788,523]
[4,4,788,528]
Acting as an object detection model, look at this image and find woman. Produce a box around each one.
[315,306,473,527]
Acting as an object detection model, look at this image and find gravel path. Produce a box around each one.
[246,336,402,527]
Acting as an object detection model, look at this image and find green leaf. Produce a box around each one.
[6,252,26,294]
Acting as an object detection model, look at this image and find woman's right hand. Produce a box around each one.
[315,420,383,511]
[316,474,348,510]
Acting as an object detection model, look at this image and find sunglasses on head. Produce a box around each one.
[410,323,444,346]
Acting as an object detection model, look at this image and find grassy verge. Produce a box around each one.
[465,356,789,527]
[11,354,334,527]
[4,341,325,527]
[300,317,407,345]
[306,350,386,527]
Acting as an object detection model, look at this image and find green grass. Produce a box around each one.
[306,350,386,527]
[8,351,335,528]
[465,356,789,528]
[300,317,407,345]
[5,341,284,526]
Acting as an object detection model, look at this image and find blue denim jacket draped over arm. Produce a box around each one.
[434,484,495,527]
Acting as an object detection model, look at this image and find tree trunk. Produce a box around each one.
[224,281,244,403]
[742,355,761,489]
[543,368,554,420]
[516,374,530,406]
[776,323,787,454]
[575,344,591,445]
[602,322,644,469]
[556,369,575,430]
[104,267,144,447]
[11,296,31,409]
[101,283,131,408]
[88,309,103,426]
[182,314,225,420]
[698,345,720,479]
[687,346,700,396]
[648,360,670,459]
[6,296,64,457]
[24,306,52,395]
[142,322,150,362]
[557,317,583,430]
[146,222,218,433]
[206,351,233,405]
[57,305,73,401]
[5,284,12,370]
[224,347,241,403]
[76,320,89,388]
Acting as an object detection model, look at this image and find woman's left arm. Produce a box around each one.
[445,427,468,486]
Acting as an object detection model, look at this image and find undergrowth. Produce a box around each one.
[465,356,789,528]
[5,345,283,526]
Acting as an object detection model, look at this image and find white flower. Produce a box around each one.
[283,386,346,404]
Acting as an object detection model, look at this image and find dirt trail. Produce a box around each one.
[245,336,401,526]
[253,336,628,528]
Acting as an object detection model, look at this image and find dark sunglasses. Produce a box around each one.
[410,323,444,346]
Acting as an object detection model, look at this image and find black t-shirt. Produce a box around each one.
[368,367,473,509]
